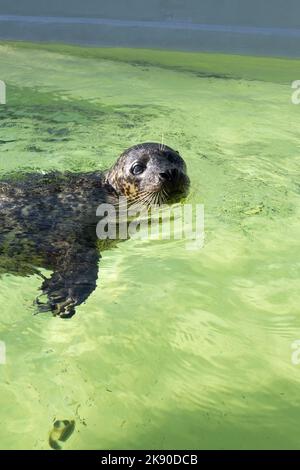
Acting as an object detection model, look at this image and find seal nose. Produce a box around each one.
[159,169,179,182]
[159,172,171,182]
[158,168,189,199]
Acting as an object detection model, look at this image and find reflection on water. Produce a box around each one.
[0,43,300,449]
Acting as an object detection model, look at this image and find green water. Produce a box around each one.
[0,42,300,450]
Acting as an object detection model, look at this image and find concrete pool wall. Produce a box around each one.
[0,0,299,57]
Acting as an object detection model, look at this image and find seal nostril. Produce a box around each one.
[159,169,181,183]
[159,172,171,181]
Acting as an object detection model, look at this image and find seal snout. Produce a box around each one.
[159,168,190,200]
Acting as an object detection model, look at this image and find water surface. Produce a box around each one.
[0,43,300,449]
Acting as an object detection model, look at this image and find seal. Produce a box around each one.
[0,143,189,318]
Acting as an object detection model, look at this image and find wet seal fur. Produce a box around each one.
[0,143,189,318]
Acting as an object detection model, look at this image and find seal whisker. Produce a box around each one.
[162,187,168,203]
[128,192,151,210]
[117,191,151,210]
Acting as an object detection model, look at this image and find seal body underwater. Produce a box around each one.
[0,143,189,318]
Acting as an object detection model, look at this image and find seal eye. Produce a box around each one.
[131,163,145,175]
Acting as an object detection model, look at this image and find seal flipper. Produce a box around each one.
[38,242,100,318]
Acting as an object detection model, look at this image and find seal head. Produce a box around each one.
[105,142,190,206]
